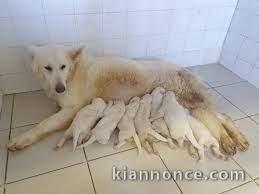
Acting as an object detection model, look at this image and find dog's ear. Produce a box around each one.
[67,46,85,64]
[27,46,40,74]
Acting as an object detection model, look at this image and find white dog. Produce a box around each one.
[187,114,227,161]
[151,91,203,158]
[135,94,168,154]
[54,98,107,151]
[115,97,142,155]
[150,87,176,149]
[77,100,125,148]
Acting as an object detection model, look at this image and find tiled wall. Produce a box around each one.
[220,0,259,88]
[0,0,237,94]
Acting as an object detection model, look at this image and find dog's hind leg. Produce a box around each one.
[54,127,73,150]
[215,112,249,151]
[191,108,237,156]
[133,133,142,155]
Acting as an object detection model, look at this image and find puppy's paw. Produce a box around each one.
[233,133,249,152]
[220,133,237,156]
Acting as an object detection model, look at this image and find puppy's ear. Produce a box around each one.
[68,46,85,63]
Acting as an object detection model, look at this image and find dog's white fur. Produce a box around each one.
[7,45,248,156]
[187,114,226,161]
[150,87,176,149]
[55,98,107,151]
[151,91,203,156]
[134,94,168,154]
[116,97,142,155]
[77,100,125,149]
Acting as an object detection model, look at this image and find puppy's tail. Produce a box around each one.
[133,133,142,156]
[76,135,96,150]
[148,128,168,142]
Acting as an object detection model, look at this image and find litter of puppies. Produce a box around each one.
[56,87,227,162]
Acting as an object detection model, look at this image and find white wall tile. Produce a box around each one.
[167,33,185,53]
[0,73,31,94]
[102,13,126,39]
[165,51,185,65]
[170,10,192,33]
[184,30,205,51]
[202,48,221,64]
[238,39,259,65]
[83,40,103,56]
[76,14,102,41]
[43,0,74,15]
[147,36,168,57]
[183,50,202,66]
[74,0,102,14]
[0,0,9,17]
[148,11,170,35]
[188,9,207,31]
[13,16,48,45]
[126,0,149,11]
[126,37,147,58]
[0,18,16,47]
[149,0,174,10]
[203,30,222,49]
[248,66,259,88]
[103,39,125,57]
[46,15,76,43]
[0,48,25,75]
[103,0,126,12]
[8,0,43,16]
[234,59,253,80]
[222,32,245,54]
[220,51,237,71]
[127,12,149,36]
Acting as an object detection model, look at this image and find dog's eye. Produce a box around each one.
[44,65,52,72]
[60,64,66,70]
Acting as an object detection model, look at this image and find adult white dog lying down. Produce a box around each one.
[7,45,249,156]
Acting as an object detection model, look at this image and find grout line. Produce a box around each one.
[87,147,136,162]
[83,148,97,194]
[219,180,254,194]
[11,123,38,130]
[211,80,247,89]
[3,94,14,194]
[158,155,183,194]
[5,162,85,185]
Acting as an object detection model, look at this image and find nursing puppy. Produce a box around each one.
[150,87,176,149]
[187,114,227,161]
[54,98,107,151]
[115,97,142,155]
[7,44,248,156]
[151,91,203,158]
[135,94,168,154]
[77,100,125,148]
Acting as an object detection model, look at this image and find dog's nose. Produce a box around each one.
[55,83,65,93]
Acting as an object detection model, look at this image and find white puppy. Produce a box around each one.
[151,91,203,158]
[55,98,107,151]
[135,94,168,154]
[115,97,142,155]
[77,100,125,148]
[150,87,176,149]
[187,114,227,161]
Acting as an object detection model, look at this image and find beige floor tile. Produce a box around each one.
[0,95,13,131]
[251,115,259,124]
[255,179,259,185]
[158,144,250,194]
[7,125,85,183]
[12,91,56,128]
[222,182,259,194]
[85,132,135,160]
[5,163,95,194]
[232,118,259,179]
[89,149,181,194]
[209,89,246,120]
[0,130,8,187]
[216,82,259,116]
[189,64,243,87]
[0,187,3,194]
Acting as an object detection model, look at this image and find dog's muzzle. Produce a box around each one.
[55,83,65,93]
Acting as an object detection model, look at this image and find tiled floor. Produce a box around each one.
[0,64,259,194]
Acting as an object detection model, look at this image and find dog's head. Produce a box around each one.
[28,45,84,94]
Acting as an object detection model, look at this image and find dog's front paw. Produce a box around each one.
[7,131,37,151]
[220,133,237,156]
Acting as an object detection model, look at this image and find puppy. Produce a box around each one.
[55,98,107,151]
[187,114,227,161]
[134,94,168,154]
[115,97,142,155]
[77,100,125,148]
[151,91,203,158]
[150,87,176,149]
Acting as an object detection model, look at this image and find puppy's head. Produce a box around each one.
[28,45,84,94]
